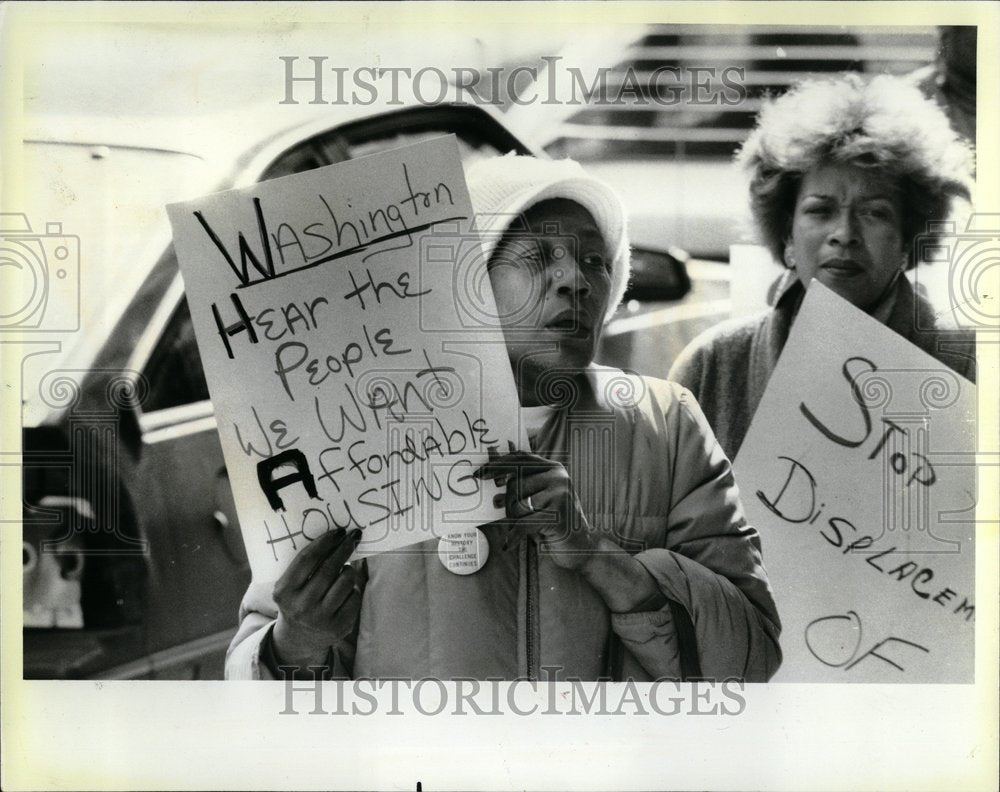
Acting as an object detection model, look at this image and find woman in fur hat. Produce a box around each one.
[670,73,976,462]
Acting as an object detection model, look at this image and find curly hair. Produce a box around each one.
[737,72,974,267]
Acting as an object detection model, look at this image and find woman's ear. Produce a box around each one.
[782,239,795,269]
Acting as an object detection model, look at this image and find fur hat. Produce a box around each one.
[465,153,630,323]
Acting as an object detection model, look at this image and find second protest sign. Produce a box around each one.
[735,283,976,683]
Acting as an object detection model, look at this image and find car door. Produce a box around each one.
[118,271,250,680]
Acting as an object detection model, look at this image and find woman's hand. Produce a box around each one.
[475,450,599,571]
[476,448,663,613]
[271,527,363,671]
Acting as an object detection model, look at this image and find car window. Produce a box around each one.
[343,129,503,167]
[140,296,210,413]
[264,129,504,180]
[255,140,330,180]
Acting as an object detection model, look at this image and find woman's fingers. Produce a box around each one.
[270,531,365,668]
[299,529,363,600]
[474,451,554,484]
[512,469,565,500]
[479,455,564,497]
[492,474,557,510]
[475,451,584,556]
[507,486,557,518]
[319,565,358,613]
[276,528,349,592]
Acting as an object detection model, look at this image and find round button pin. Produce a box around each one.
[437,528,489,575]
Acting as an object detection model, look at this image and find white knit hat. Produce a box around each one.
[465,153,630,323]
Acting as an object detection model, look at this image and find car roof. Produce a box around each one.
[25,91,520,171]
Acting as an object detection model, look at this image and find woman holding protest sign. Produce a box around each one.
[669,73,976,462]
[226,154,782,683]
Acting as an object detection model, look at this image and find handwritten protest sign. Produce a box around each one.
[167,136,524,582]
[735,283,976,682]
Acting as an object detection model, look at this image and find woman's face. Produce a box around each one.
[787,163,906,311]
[488,198,612,404]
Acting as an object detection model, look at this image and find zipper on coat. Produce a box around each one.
[525,539,538,680]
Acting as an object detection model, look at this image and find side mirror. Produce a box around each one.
[624,245,692,302]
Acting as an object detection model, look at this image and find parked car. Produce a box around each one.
[19,95,704,679]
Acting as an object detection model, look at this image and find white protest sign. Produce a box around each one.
[735,283,976,682]
[167,136,525,582]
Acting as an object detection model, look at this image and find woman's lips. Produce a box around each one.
[820,258,866,275]
[545,310,593,337]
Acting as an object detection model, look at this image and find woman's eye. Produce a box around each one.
[861,205,893,221]
[804,204,831,216]
[582,253,607,270]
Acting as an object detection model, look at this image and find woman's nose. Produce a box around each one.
[828,207,861,248]
[551,250,592,298]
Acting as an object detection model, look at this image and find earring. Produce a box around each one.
[783,243,795,269]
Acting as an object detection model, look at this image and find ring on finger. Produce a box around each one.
[519,495,535,514]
